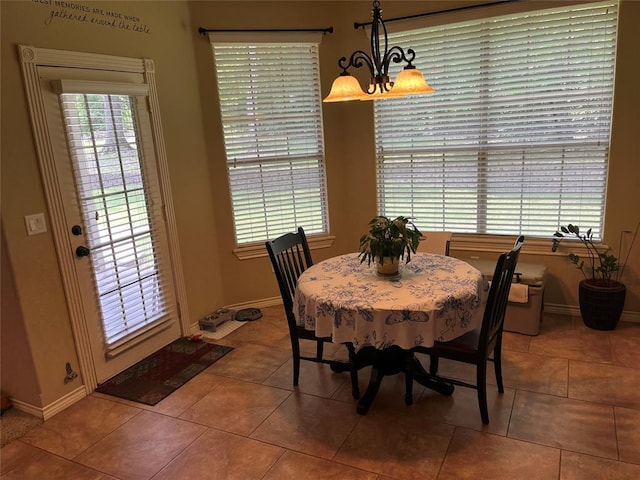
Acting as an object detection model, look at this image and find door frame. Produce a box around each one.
[18,45,191,392]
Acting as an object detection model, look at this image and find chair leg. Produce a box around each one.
[429,355,439,375]
[316,339,324,361]
[404,351,414,406]
[477,360,489,424]
[291,337,302,386]
[346,343,360,400]
[493,344,504,393]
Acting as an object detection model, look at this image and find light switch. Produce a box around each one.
[25,213,47,236]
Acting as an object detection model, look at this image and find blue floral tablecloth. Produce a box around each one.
[293,253,487,350]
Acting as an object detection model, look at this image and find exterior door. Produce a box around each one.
[30,59,185,384]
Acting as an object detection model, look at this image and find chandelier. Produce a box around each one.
[323,0,434,102]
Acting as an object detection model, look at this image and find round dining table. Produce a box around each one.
[293,252,487,413]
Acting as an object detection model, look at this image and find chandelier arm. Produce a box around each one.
[336,56,350,74]
[404,48,417,67]
[341,50,376,77]
[382,45,412,73]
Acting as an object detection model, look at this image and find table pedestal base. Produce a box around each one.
[354,346,454,415]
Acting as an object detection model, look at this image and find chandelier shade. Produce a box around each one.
[390,67,434,96]
[323,0,434,102]
[323,74,369,102]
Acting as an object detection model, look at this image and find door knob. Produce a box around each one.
[75,246,90,257]
[71,225,82,236]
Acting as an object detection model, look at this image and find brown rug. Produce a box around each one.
[95,338,233,405]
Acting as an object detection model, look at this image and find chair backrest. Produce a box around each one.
[479,235,524,353]
[420,231,452,256]
[265,227,313,315]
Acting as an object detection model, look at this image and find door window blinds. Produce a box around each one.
[375,1,618,239]
[60,93,174,347]
[211,38,328,245]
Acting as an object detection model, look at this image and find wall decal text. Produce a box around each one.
[33,0,151,34]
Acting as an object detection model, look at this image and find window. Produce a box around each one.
[210,33,328,245]
[375,1,618,239]
[60,92,172,347]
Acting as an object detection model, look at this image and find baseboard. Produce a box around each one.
[225,297,283,310]
[543,303,579,317]
[9,398,44,419]
[10,386,87,421]
[42,386,87,420]
[544,303,640,324]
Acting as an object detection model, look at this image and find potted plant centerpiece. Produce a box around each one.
[359,215,422,276]
[552,224,625,330]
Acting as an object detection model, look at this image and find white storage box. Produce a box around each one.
[464,258,547,336]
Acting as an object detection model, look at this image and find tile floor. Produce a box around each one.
[2,306,640,479]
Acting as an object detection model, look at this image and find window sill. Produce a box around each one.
[233,234,336,260]
[234,232,606,260]
[451,233,610,257]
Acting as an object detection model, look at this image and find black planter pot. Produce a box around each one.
[578,279,626,331]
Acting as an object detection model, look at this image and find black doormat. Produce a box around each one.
[95,338,233,406]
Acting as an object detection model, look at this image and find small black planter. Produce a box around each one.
[579,279,626,330]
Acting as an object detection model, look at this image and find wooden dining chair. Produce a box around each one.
[420,231,452,256]
[265,227,360,399]
[412,235,524,424]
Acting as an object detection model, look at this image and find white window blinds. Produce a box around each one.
[211,38,328,245]
[375,1,618,239]
[60,93,176,347]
